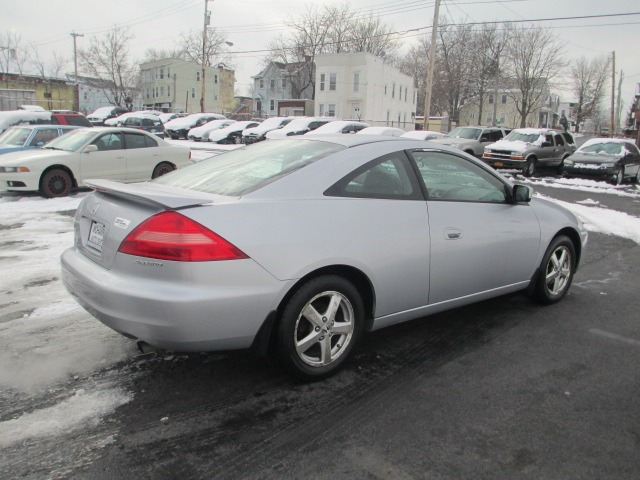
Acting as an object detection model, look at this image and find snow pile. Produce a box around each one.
[0,111,53,133]
[527,177,640,198]
[0,387,132,448]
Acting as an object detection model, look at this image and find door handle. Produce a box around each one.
[444,228,462,240]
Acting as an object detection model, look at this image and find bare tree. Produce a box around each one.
[436,21,475,128]
[503,26,565,127]
[268,3,400,100]
[141,47,184,64]
[0,31,30,77]
[77,26,139,107]
[398,37,430,116]
[178,28,233,68]
[467,24,508,126]
[570,55,609,132]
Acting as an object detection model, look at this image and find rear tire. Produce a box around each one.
[40,169,72,198]
[276,275,364,381]
[152,162,175,179]
[532,235,576,305]
[612,166,624,185]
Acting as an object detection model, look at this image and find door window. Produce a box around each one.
[409,150,508,203]
[124,133,147,149]
[554,134,565,146]
[30,128,59,146]
[93,133,123,151]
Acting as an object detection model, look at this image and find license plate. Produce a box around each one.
[494,161,504,167]
[88,221,105,251]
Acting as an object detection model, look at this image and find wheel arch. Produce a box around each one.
[40,164,78,189]
[250,264,376,358]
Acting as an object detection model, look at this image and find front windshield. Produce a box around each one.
[154,139,345,196]
[282,118,311,131]
[578,142,624,156]
[259,117,284,129]
[43,129,95,152]
[90,107,113,117]
[447,127,481,140]
[0,128,31,146]
[505,131,540,143]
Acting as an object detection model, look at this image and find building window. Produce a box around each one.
[167,85,170,97]
[282,78,286,88]
[256,100,262,112]
[328,104,335,116]
[489,95,494,104]
[403,113,406,126]
[399,85,402,100]
[270,79,275,89]
[270,99,275,111]
[84,92,88,100]
[392,83,396,99]
[320,73,325,91]
[501,94,507,104]
[259,78,264,89]
[167,67,170,78]
[160,86,164,96]
[385,85,387,95]
[386,110,390,125]
[319,104,324,116]
[405,89,407,102]
[329,73,336,91]
[214,74,218,84]
[471,112,475,119]
[146,89,149,99]
[353,73,359,92]
[160,68,164,79]
[192,88,195,98]
[197,71,200,82]
[155,87,158,97]
[413,90,416,103]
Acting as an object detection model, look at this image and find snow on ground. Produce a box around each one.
[523,175,640,199]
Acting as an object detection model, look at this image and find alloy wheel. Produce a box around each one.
[544,245,572,296]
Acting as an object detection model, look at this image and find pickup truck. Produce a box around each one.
[431,126,509,157]
[482,128,576,176]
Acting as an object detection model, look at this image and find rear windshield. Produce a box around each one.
[154,139,345,196]
[64,115,92,127]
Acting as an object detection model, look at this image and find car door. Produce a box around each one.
[123,132,160,181]
[553,133,566,165]
[408,149,541,304]
[80,132,126,182]
[623,142,640,177]
[537,133,556,166]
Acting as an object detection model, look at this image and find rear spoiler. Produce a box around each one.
[84,179,219,210]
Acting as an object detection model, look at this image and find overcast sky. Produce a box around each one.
[2,0,639,111]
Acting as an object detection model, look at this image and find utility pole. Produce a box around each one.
[492,43,500,127]
[423,0,440,131]
[610,50,615,136]
[71,32,84,112]
[200,0,210,113]
[615,69,624,134]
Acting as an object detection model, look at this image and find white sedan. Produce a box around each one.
[357,126,405,137]
[0,127,193,198]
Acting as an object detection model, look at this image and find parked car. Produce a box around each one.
[104,111,162,127]
[266,117,336,139]
[0,110,91,133]
[562,138,640,185]
[431,126,508,157]
[305,121,370,135]
[49,111,93,127]
[356,126,405,137]
[121,115,166,137]
[206,121,261,144]
[187,119,236,142]
[401,130,447,141]
[0,127,192,198]
[483,128,577,176]
[242,117,295,143]
[60,135,586,380]
[164,113,227,139]
[87,106,129,126]
[0,125,80,155]
[159,113,187,124]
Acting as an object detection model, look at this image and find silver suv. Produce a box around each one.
[431,126,509,157]
[483,128,576,176]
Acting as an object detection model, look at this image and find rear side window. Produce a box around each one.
[144,135,158,148]
[124,133,147,149]
[325,152,422,200]
[154,139,344,196]
[554,134,565,146]
[30,128,59,145]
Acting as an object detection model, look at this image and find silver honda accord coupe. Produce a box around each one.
[61,136,587,380]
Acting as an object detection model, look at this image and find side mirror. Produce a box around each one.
[35,141,46,147]
[541,141,552,147]
[513,184,532,203]
[84,144,98,153]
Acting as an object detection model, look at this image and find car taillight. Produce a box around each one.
[118,211,248,262]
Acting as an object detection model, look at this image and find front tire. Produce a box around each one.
[612,166,624,185]
[276,275,364,381]
[523,156,537,177]
[40,168,72,198]
[532,235,576,305]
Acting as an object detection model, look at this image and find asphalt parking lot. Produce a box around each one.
[1,178,639,479]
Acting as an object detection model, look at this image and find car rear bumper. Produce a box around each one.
[61,247,288,352]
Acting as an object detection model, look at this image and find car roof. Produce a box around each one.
[284,134,407,148]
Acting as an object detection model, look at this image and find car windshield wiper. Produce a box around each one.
[43,146,62,150]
